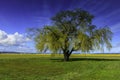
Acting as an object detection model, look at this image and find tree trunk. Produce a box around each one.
[63,53,70,61]
[63,49,73,61]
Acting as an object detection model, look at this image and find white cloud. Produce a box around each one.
[0,30,30,46]
[0,30,7,40]
[0,30,37,53]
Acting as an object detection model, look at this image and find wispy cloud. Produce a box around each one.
[111,23,120,33]
[106,42,120,53]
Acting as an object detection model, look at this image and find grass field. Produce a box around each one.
[0,54,120,80]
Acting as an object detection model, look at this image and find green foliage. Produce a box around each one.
[27,8,113,61]
[30,8,112,55]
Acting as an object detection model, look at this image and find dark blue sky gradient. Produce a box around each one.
[0,0,120,52]
[0,0,120,33]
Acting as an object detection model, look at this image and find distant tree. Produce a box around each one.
[28,9,112,61]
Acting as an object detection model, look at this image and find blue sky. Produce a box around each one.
[0,0,120,53]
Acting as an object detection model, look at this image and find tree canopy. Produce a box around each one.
[28,8,112,61]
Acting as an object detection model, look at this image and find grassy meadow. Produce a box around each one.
[0,54,120,80]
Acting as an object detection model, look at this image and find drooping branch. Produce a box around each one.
[28,8,112,61]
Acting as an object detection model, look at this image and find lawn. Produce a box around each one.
[0,54,120,80]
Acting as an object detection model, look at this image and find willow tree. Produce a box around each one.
[30,9,112,61]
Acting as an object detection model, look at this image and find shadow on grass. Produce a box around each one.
[50,58,120,62]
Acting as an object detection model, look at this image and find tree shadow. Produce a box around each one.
[50,57,120,62]
[70,58,120,61]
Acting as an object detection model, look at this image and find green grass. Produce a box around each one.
[0,54,120,80]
